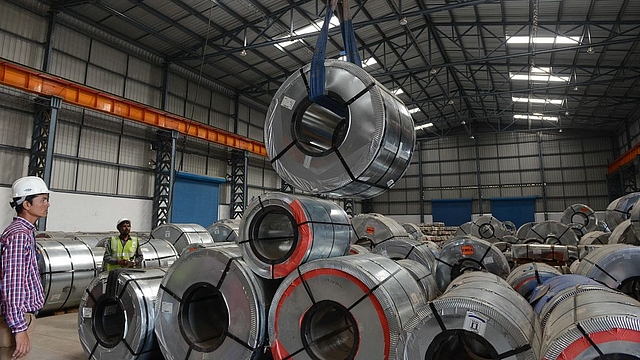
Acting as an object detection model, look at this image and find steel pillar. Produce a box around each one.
[152,130,178,227]
[607,162,638,202]
[230,150,248,219]
[362,198,374,213]
[280,179,294,193]
[344,198,355,217]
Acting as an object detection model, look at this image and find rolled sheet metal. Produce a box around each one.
[503,220,517,235]
[265,59,415,198]
[511,244,571,263]
[578,231,610,245]
[525,220,578,246]
[560,204,598,232]
[574,244,640,300]
[150,223,214,254]
[400,272,541,360]
[155,244,277,360]
[78,267,167,359]
[36,238,100,313]
[607,219,640,245]
[506,262,563,298]
[238,192,352,279]
[605,193,640,230]
[138,239,178,269]
[568,223,588,240]
[470,215,510,243]
[73,234,110,272]
[528,274,604,318]
[516,222,536,240]
[206,218,240,242]
[348,243,370,255]
[372,238,437,273]
[455,221,474,236]
[402,222,424,242]
[435,236,510,293]
[396,259,439,301]
[269,254,426,360]
[352,213,411,249]
[540,287,640,359]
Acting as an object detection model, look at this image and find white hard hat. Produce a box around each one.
[116,218,131,229]
[11,176,49,207]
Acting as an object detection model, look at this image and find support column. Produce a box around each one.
[343,198,354,217]
[230,150,248,219]
[28,96,61,231]
[537,132,549,220]
[607,162,638,201]
[280,179,294,193]
[474,136,484,216]
[417,141,425,223]
[152,130,178,227]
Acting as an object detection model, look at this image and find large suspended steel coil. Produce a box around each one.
[206,218,240,242]
[36,238,100,314]
[506,262,563,299]
[607,219,640,245]
[540,287,640,360]
[435,236,510,293]
[455,221,474,237]
[574,244,640,300]
[469,215,510,243]
[578,231,610,245]
[528,274,604,318]
[138,239,178,269]
[400,272,541,360]
[238,192,352,279]
[396,259,439,301]
[516,222,536,240]
[402,222,425,242]
[78,267,167,359]
[606,193,640,230]
[372,238,437,274]
[155,244,278,360]
[150,223,214,255]
[560,204,598,232]
[268,253,426,360]
[511,244,571,263]
[351,213,411,249]
[525,220,578,246]
[265,59,414,199]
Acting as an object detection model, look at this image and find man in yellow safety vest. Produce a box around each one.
[103,218,143,271]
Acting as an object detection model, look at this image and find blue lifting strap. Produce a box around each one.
[309,0,361,117]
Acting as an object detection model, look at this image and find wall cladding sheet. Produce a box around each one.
[85,64,125,96]
[49,52,86,84]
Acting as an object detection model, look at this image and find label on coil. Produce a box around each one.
[164,230,171,238]
[281,96,296,110]
[161,301,173,313]
[463,311,487,336]
[461,245,474,255]
[82,307,92,318]
[366,226,375,235]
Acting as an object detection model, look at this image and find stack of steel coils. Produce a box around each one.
[265,59,415,199]
[238,192,352,279]
[400,272,541,360]
[606,193,640,230]
[150,223,214,254]
[206,218,240,242]
[560,204,598,232]
[138,238,178,268]
[574,244,640,300]
[402,222,425,242]
[525,221,578,246]
[578,231,609,245]
[435,236,510,293]
[607,219,639,245]
[79,267,167,359]
[352,213,411,249]
[155,244,277,359]
[528,275,606,320]
[506,262,563,298]
[269,254,426,360]
[470,215,511,243]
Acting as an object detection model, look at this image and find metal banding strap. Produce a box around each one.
[428,302,446,332]
[348,268,402,311]
[216,256,242,290]
[497,344,532,359]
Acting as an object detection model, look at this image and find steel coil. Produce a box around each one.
[206,218,240,242]
[607,219,640,245]
[400,272,541,360]
[269,253,426,360]
[516,222,536,240]
[525,220,578,246]
[470,215,510,243]
[455,221,474,236]
[138,238,178,268]
[568,223,588,240]
[511,244,571,263]
[265,59,415,198]
[348,243,370,255]
[504,221,517,235]
[396,259,439,301]
[561,204,598,232]
[528,274,604,318]
[506,262,563,298]
[150,223,214,254]
[435,236,510,293]
[402,222,425,242]
[540,288,640,359]
[352,213,411,249]
[574,243,640,300]
[238,192,352,279]
[155,244,277,360]
[78,267,167,359]
[73,234,109,272]
[36,238,100,313]
[578,231,609,245]
[372,238,437,273]
[606,193,640,230]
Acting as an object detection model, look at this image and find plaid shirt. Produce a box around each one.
[0,217,45,333]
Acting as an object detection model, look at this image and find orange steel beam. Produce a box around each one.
[608,142,640,174]
[0,60,267,157]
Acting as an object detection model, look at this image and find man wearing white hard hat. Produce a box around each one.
[0,176,49,359]
[102,218,143,271]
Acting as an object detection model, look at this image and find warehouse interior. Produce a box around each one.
[1,0,640,359]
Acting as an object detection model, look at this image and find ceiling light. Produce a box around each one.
[448,99,455,105]
[461,120,466,125]
[559,129,563,133]
[586,46,595,54]
[565,111,569,116]
[512,97,564,105]
[408,107,421,114]
[274,16,340,50]
[514,114,559,121]
[414,122,433,130]
[470,135,475,139]
[430,68,437,75]
[399,17,408,26]
[510,74,570,82]
[573,86,579,91]
[393,89,404,95]
[240,49,247,56]
[506,36,580,44]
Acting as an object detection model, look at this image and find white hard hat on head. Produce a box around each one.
[11,176,49,207]
[116,218,131,229]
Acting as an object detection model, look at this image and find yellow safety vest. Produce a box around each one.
[106,236,139,271]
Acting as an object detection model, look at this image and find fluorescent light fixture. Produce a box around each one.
[274,16,340,50]
[510,67,570,82]
[408,107,421,114]
[512,97,564,105]
[393,89,404,95]
[514,113,559,121]
[507,36,580,44]
[339,55,378,68]
[415,122,433,130]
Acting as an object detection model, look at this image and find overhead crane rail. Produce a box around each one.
[0,60,267,157]
[608,142,640,174]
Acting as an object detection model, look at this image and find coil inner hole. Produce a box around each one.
[293,95,348,157]
[425,329,498,360]
[93,297,125,348]
[250,207,298,264]
[179,283,228,352]
[301,300,359,360]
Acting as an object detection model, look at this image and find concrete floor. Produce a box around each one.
[31,312,86,360]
